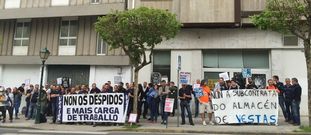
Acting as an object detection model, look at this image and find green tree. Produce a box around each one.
[95,7,181,115]
[251,0,311,125]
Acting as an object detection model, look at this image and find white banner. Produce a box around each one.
[61,93,128,123]
[211,89,278,125]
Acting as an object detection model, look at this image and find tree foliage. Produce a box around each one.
[251,0,310,41]
[95,7,181,71]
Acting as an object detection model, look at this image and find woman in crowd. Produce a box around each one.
[266,79,280,93]
[229,79,240,90]
[147,83,158,123]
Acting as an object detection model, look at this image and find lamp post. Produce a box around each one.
[35,48,50,124]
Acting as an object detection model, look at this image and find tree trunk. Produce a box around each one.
[303,39,311,126]
[133,69,139,114]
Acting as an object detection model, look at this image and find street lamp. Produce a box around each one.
[35,48,50,124]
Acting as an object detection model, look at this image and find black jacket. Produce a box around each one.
[138,87,149,101]
[292,84,302,101]
[284,84,294,100]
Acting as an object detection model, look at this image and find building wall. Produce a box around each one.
[89,66,132,89]
[1,64,41,88]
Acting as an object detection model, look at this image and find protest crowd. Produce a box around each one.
[0,75,302,126]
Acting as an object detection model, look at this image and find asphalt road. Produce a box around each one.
[0,128,228,135]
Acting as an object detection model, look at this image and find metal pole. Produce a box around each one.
[35,60,45,124]
[176,69,180,127]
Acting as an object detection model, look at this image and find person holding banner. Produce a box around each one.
[198,80,214,126]
[147,83,158,123]
[179,84,194,126]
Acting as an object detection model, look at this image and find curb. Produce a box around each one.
[104,128,311,135]
[0,125,39,130]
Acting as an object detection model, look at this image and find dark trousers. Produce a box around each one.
[180,100,193,124]
[161,99,168,121]
[285,98,292,121]
[7,106,13,121]
[51,101,58,123]
[0,106,6,121]
[279,96,287,120]
[25,101,30,117]
[127,102,133,116]
[149,100,158,121]
[14,102,21,118]
[138,100,148,118]
[292,100,300,125]
[194,98,199,117]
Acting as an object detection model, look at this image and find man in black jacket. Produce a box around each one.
[273,75,287,121]
[138,82,149,119]
[291,78,301,126]
[284,78,293,122]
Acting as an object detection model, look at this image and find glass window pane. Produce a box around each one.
[60,25,68,37]
[284,35,298,46]
[22,40,29,46]
[13,40,21,46]
[218,50,243,68]
[204,72,222,90]
[243,50,269,69]
[101,41,106,54]
[153,51,170,66]
[69,20,78,37]
[69,39,76,46]
[59,39,67,46]
[97,41,101,54]
[203,50,218,68]
[15,26,23,38]
[23,24,30,38]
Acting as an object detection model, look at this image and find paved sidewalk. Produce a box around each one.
[0,115,310,134]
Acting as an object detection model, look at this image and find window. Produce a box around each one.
[97,34,107,55]
[283,34,298,46]
[59,20,78,46]
[91,0,100,4]
[13,21,31,46]
[153,51,171,81]
[203,50,269,69]
[51,0,69,6]
[5,0,20,9]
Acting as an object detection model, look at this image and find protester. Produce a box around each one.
[198,80,213,125]
[159,80,169,124]
[147,83,158,123]
[127,83,134,116]
[214,78,228,92]
[284,78,293,122]
[25,85,34,118]
[291,78,301,126]
[273,75,287,121]
[193,79,200,118]
[5,88,14,122]
[179,83,194,126]
[266,79,280,93]
[245,78,258,89]
[0,87,7,123]
[27,84,39,120]
[138,82,149,119]
[18,83,25,94]
[168,82,177,116]
[229,79,240,90]
[50,85,60,124]
[13,87,22,119]
[90,83,100,94]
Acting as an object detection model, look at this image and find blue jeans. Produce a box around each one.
[25,102,30,118]
[194,98,199,117]
[180,100,193,124]
[14,102,21,118]
[149,99,158,121]
[51,101,58,123]
[285,98,292,121]
[291,100,300,125]
[27,102,37,119]
[279,96,287,120]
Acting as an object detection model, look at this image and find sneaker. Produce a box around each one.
[209,121,214,125]
[203,121,207,126]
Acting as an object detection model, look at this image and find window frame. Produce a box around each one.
[13,20,31,47]
[59,19,78,46]
[96,34,107,55]
[90,0,100,4]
